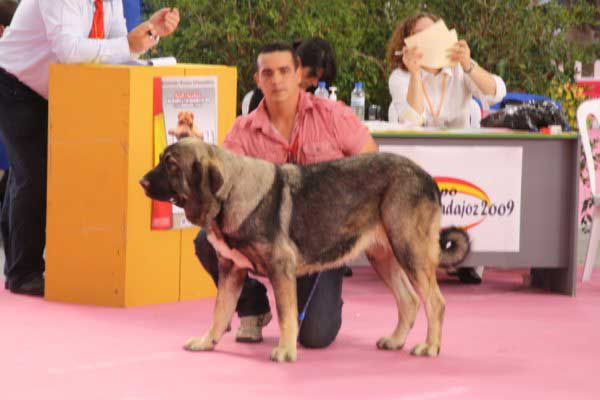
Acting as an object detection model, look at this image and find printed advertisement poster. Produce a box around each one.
[151,76,218,230]
[380,145,523,252]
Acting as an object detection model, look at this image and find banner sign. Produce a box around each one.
[380,145,523,252]
[151,76,218,230]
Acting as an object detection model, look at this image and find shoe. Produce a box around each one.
[8,275,44,296]
[457,268,482,285]
[235,311,272,343]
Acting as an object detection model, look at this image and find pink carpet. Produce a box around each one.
[1,268,599,400]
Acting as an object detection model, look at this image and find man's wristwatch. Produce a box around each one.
[464,59,477,74]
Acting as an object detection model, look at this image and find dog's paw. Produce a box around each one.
[376,336,405,350]
[270,346,297,363]
[183,335,216,352]
[410,343,440,357]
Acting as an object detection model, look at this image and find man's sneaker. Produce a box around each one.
[235,311,273,343]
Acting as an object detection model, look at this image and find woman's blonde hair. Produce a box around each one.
[386,12,440,72]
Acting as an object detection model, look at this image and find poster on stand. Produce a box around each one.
[151,76,218,230]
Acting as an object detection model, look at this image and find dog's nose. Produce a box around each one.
[139,178,150,191]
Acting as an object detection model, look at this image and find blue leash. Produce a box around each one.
[297,271,322,335]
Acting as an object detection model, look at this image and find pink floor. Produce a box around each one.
[1,268,599,400]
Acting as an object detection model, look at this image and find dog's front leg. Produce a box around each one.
[269,266,298,362]
[184,259,246,352]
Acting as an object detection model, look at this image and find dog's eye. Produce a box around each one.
[165,156,179,173]
[167,162,178,173]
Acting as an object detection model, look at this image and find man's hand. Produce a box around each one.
[149,7,180,38]
[127,21,159,55]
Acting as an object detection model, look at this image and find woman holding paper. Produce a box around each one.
[386,13,506,284]
[386,13,506,128]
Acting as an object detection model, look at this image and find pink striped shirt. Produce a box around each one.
[223,90,370,164]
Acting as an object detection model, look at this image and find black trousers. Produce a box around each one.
[0,70,48,289]
[194,229,344,348]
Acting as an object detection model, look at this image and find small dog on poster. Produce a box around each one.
[168,111,204,141]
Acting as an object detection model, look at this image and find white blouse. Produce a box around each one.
[0,0,132,98]
[388,64,507,128]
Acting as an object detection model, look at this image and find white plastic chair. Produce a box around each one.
[577,99,600,281]
[241,90,254,115]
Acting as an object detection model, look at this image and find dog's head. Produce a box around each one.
[178,111,195,126]
[168,111,203,140]
[139,138,225,227]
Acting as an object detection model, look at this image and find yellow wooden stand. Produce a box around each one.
[45,64,237,307]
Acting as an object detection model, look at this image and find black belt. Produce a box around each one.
[0,67,17,79]
[0,68,42,99]
[0,67,22,86]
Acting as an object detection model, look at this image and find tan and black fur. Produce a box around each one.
[140,138,470,362]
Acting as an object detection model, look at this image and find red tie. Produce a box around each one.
[89,0,105,39]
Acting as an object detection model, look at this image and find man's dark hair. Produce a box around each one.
[0,0,18,27]
[256,41,299,69]
[295,37,337,86]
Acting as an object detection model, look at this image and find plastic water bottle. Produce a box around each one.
[351,82,365,120]
[314,81,329,98]
[328,86,338,101]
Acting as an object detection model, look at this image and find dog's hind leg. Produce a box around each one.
[403,230,445,357]
[382,200,445,357]
[408,268,445,357]
[184,259,247,352]
[366,244,420,351]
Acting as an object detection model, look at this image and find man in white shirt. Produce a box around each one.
[0,0,180,296]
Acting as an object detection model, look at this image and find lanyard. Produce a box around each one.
[422,74,448,127]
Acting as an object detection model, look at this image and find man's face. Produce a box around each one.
[255,51,302,104]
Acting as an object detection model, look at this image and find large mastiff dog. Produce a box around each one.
[140,138,469,362]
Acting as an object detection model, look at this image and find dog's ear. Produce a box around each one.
[207,160,224,195]
[202,145,224,194]
[190,159,223,196]
[190,160,202,191]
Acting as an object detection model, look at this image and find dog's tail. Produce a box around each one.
[439,227,470,268]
